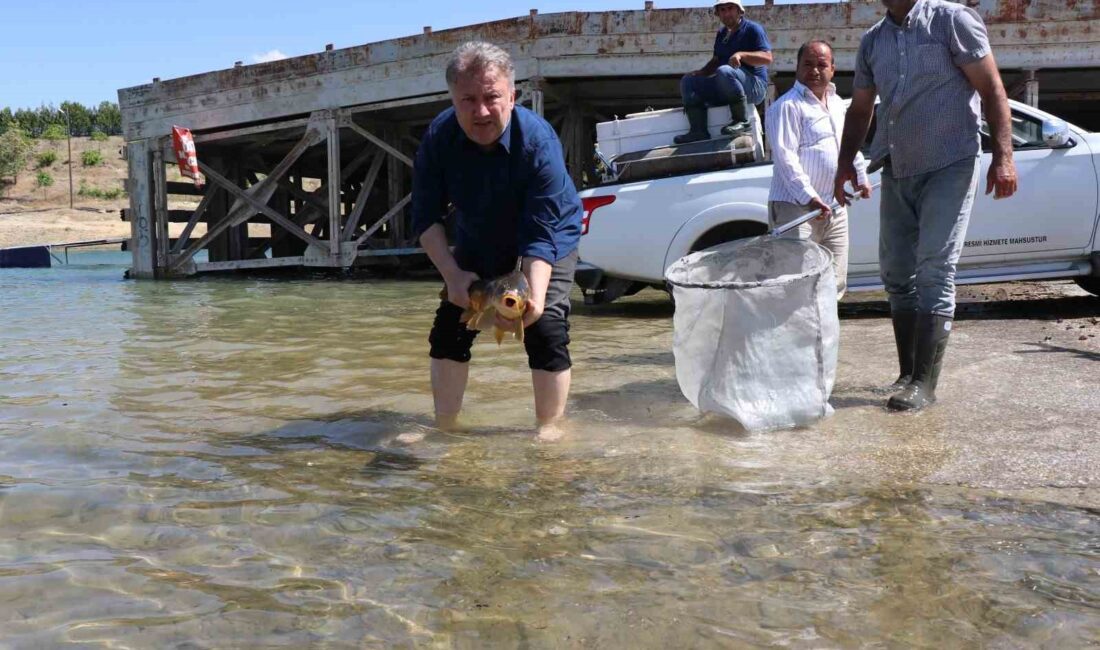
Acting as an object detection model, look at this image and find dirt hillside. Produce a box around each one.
[0,135,202,249]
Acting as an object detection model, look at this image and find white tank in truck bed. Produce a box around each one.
[595,106,765,183]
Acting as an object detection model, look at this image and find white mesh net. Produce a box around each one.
[664,237,839,431]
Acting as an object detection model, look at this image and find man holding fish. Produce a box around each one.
[411,41,583,441]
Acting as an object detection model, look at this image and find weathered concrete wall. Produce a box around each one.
[118,0,1100,141]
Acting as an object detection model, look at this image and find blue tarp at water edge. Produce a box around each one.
[0,245,52,268]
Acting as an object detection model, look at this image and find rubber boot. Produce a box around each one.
[674,105,710,144]
[887,313,952,411]
[721,96,751,136]
[874,310,918,394]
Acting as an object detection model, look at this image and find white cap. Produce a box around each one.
[714,0,745,10]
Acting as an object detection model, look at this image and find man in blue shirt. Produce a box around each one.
[412,41,583,441]
[674,0,773,144]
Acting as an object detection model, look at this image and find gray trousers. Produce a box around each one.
[768,200,849,299]
[879,157,980,317]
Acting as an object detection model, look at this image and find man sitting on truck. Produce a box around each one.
[766,40,869,299]
[674,0,773,144]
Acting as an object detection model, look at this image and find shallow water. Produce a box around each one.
[0,253,1096,648]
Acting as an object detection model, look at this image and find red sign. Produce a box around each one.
[171,125,203,188]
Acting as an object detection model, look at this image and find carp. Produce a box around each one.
[441,269,531,344]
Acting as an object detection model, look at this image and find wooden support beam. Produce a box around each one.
[193,117,312,145]
[122,208,212,223]
[126,141,155,278]
[1024,68,1040,108]
[343,118,413,167]
[386,125,407,245]
[201,164,324,251]
[169,123,323,271]
[284,144,379,226]
[342,149,385,241]
[356,194,411,246]
[171,184,222,255]
[346,91,452,116]
[273,177,330,216]
[166,181,206,196]
[152,146,169,271]
[357,247,423,257]
[326,116,342,257]
[196,256,304,272]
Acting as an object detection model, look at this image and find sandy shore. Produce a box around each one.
[0,207,130,249]
[0,207,207,250]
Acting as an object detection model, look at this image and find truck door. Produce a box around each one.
[961,108,1098,264]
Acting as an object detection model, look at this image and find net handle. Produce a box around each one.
[768,179,882,238]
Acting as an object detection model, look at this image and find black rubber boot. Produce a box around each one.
[721,96,751,136]
[674,105,710,144]
[673,105,708,145]
[875,310,918,394]
[887,313,953,411]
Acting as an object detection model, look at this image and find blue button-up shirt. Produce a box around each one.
[854,0,991,178]
[411,105,583,279]
[713,18,771,86]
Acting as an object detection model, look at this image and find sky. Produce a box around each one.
[0,0,794,110]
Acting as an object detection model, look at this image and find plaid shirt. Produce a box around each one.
[854,0,992,178]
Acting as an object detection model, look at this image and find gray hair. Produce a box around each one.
[445,41,515,89]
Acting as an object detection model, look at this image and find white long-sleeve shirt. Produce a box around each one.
[766,81,868,206]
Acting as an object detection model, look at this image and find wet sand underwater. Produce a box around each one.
[0,254,1096,647]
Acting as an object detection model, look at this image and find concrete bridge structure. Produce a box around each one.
[118,0,1100,278]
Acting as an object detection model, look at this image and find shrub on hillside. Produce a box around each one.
[41,124,68,141]
[0,129,33,183]
[90,130,108,142]
[77,181,125,200]
[81,150,103,167]
[35,171,54,197]
[36,150,58,168]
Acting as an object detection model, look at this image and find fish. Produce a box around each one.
[440,269,531,345]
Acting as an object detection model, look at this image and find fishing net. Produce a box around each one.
[664,236,839,431]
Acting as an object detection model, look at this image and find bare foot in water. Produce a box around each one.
[434,413,460,432]
[535,420,566,442]
[394,431,427,445]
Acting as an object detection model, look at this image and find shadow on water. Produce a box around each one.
[570,378,686,422]
[829,392,891,409]
[581,350,676,366]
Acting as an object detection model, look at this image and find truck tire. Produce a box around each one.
[689,221,768,253]
[1074,276,1100,297]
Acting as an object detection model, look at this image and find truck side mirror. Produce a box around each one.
[1042,118,1072,148]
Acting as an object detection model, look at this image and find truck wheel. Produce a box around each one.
[1074,276,1100,297]
[579,276,647,305]
[689,221,768,253]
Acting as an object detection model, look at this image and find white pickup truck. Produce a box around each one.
[576,100,1100,304]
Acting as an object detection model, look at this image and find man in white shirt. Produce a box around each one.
[766,40,869,298]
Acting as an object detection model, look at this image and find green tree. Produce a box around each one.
[36,105,60,131]
[35,171,54,197]
[0,128,33,184]
[0,108,14,135]
[60,101,92,136]
[94,101,122,136]
[42,124,68,141]
[14,108,40,137]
